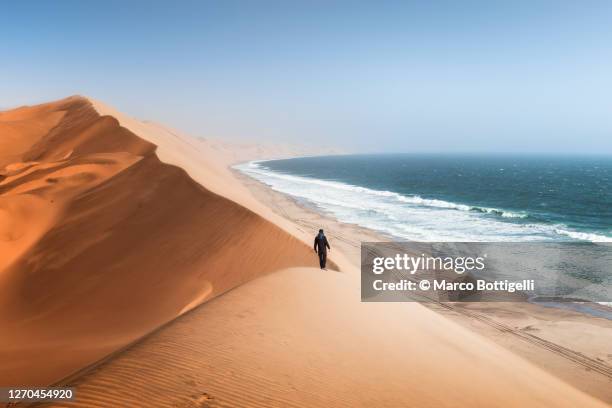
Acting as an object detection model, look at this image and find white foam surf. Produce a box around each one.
[236,161,611,243]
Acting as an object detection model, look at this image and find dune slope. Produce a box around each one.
[0,97,318,386]
[32,268,607,408]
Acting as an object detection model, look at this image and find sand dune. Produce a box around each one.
[1,96,607,407]
[0,97,320,387]
[0,103,66,168]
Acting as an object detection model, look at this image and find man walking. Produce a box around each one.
[313,229,331,269]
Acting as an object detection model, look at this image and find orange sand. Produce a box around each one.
[0,96,607,407]
[0,97,319,387]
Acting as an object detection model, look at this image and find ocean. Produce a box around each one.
[236,154,612,243]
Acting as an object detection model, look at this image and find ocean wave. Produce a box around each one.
[398,195,529,219]
[245,162,528,219]
[553,228,612,243]
[468,206,528,218]
[236,161,611,243]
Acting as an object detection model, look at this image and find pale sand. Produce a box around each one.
[1,96,609,407]
[237,170,612,404]
[28,268,608,408]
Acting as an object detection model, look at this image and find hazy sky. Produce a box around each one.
[2,1,611,153]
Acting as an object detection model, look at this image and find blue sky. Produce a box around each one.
[2,1,611,153]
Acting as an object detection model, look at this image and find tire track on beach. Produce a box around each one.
[432,302,612,379]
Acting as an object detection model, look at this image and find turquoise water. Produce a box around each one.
[237,154,612,242]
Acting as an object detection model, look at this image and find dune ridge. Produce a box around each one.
[89,98,354,271]
[1,96,607,408]
[0,96,320,387]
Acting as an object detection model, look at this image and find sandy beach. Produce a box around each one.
[1,97,611,407]
[236,168,612,404]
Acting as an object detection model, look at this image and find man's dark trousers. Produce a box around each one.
[318,251,327,269]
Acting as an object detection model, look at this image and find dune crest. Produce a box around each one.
[0,96,319,386]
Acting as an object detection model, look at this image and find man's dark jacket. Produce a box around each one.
[314,233,330,254]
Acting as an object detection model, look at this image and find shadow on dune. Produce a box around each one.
[0,96,329,386]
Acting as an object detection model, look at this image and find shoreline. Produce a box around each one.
[236,157,612,243]
[233,161,612,404]
[235,159,612,319]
